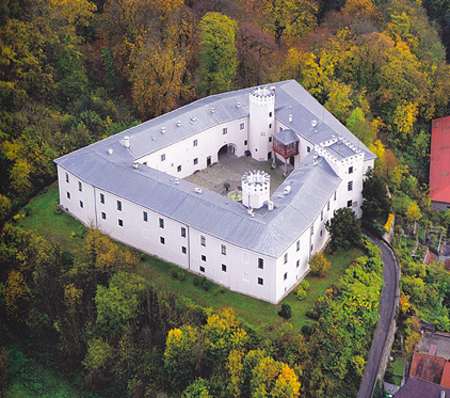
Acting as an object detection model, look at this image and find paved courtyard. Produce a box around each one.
[184,153,290,196]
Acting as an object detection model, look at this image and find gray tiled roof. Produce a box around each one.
[55,80,370,257]
[273,129,299,145]
[416,332,450,360]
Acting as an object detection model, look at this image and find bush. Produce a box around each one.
[300,280,310,291]
[301,324,315,336]
[193,275,202,286]
[309,252,331,277]
[278,303,292,319]
[296,289,306,301]
[306,310,319,320]
[201,277,211,291]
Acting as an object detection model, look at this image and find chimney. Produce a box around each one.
[289,114,293,123]
[108,147,113,155]
[133,161,139,169]
[124,136,130,148]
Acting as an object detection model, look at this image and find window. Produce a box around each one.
[310,244,314,253]
[269,123,272,128]
[269,112,273,117]
[100,193,105,204]
[65,173,69,183]
[349,166,353,174]
[334,191,337,201]
[193,139,198,147]
[201,255,206,262]
[117,200,122,211]
[244,140,248,145]
[327,201,330,211]
[269,136,272,142]
[221,244,226,255]
[284,272,288,280]
[347,200,353,208]
[321,210,323,221]
[307,146,311,153]
[296,240,300,251]
[161,154,166,161]
[243,252,249,264]
[222,264,227,272]
[160,237,165,244]
[201,235,206,246]
[296,260,300,268]
[240,123,244,130]
[320,229,323,237]
[181,246,187,254]
[177,165,182,173]
[279,127,283,131]
[67,191,71,199]
[284,253,288,264]
[159,218,164,228]
[101,212,106,220]
[181,227,186,238]
[311,225,314,235]
[80,200,83,208]
[78,181,82,192]
[223,127,227,135]
[258,277,264,286]
[258,258,264,269]
[193,158,198,165]
[143,211,148,222]
[243,272,249,281]
[118,219,123,227]
[200,266,205,273]
[348,181,353,191]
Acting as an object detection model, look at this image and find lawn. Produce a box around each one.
[17,184,364,331]
[391,355,404,376]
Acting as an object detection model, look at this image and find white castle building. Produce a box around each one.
[55,80,375,304]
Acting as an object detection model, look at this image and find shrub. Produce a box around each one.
[306,310,319,320]
[301,324,315,336]
[201,278,211,291]
[278,303,292,319]
[193,275,202,286]
[300,280,310,291]
[296,289,306,301]
[309,252,331,277]
[177,270,186,282]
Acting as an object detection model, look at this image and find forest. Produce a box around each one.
[1,0,450,397]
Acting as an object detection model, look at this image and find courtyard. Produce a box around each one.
[183,152,290,197]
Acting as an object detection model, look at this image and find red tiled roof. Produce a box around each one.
[441,361,450,388]
[409,352,446,384]
[424,249,438,266]
[430,116,450,203]
[445,259,450,271]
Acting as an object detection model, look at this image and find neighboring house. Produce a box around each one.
[430,115,450,211]
[409,352,446,384]
[395,376,450,398]
[54,80,375,304]
[416,332,450,360]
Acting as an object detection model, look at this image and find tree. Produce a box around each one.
[326,208,362,251]
[361,169,391,220]
[198,12,238,96]
[309,252,331,277]
[406,201,421,234]
[182,378,213,398]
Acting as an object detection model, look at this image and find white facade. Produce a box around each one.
[55,81,375,304]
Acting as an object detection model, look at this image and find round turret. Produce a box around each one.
[242,170,271,209]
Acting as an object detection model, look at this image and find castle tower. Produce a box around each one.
[242,170,270,209]
[249,87,275,161]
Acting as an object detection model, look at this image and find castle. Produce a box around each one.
[55,80,375,304]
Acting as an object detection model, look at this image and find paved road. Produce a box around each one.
[357,238,400,398]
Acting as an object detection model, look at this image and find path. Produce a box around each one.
[357,238,400,398]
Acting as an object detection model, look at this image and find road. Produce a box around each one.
[357,238,400,398]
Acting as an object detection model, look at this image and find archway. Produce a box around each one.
[218,143,237,161]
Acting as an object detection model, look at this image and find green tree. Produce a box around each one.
[198,12,238,96]
[182,378,213,398]
[361,170,391,220]
[326,208,362,251]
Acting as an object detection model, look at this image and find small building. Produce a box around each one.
[409,352,446,384]
[430,115,450,211]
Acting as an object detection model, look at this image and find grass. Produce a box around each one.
[17,183,86,251]
[391,355,404,376]
[17,184,363,331]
